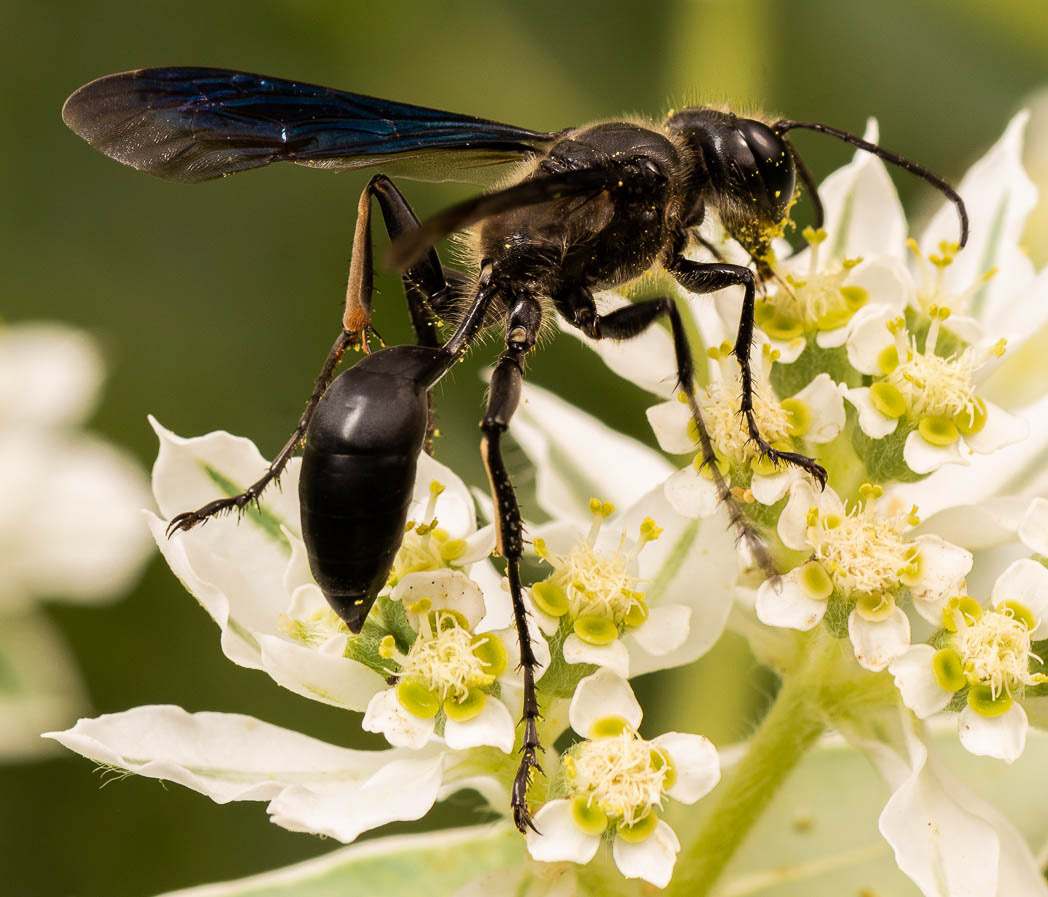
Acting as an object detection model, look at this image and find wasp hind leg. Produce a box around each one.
[167,176,463,535]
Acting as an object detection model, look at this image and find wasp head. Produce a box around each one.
[666,108,797,265]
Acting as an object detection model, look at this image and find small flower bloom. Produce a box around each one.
[751,225,912,363]
[647,341,844,515]
[844,307,1027,475]
[758,480,972,670]
[526,669,719,888]
[890,558,1048,762]
[529,499,685,677]
[362,568,546,753]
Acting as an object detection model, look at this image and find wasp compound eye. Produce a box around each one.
[734,119,795,220]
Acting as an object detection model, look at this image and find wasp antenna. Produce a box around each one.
[773,119,969,249]
[782,136,824,231]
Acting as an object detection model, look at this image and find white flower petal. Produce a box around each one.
[916,496,1029,551]
[889,645,954,718]
[777,479,842,551]
[755,573,827,631]
[150,418,301,536]
[650,731,720,804]
[962,401,1029,455]
[991,558,1048,639]
[361,688,436,749]
[921,111,1036,325]
[526,799,601,865]
[557,291,681,399]
[848,606,910,671]
[844,306,896,374]
[45,704,445,833]
[841,386,900,439]
[443,695,515,753]
[258,633,385,711]
[411,451,476,538]
[510,381,674,524]
[1017,497,1048,555]
[563,633,630,677]
[645,400,696,454]
[959,703,1028,763]
[569,669,642,738]
[663,465,721,519]
[846,255,913,314]
[624,489,739,675]
[628,604,690,657]
[267,752,446,843]
[0,432,152,606]
[818,119,907,260]
[904,429,967,474]
[612,820,681,888]
[0,322,105,427]
[792,373,846,443]
[749,467,801,505]
[393,569,486,630]
[878,724,1003,897]
[909,535,974,623]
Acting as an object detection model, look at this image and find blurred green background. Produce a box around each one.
[4,0,1048,894]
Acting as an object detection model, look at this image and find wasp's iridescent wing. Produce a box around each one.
[63,67,557,184]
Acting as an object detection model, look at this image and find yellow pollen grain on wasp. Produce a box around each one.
[951,607,1043,700]
[806,500,915,597]
[395,610,494,703]
[569,733,669,827]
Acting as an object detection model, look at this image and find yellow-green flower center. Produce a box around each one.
[950,604,1042,704]
[567,732,670,829]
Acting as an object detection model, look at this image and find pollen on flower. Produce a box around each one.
[389,610,496,707]
[950,605,1044,702]
[568,732,669,828]
[756,227,868,335]
[387,481,467,585]
[535,506,654,634]
[806,488,915,597]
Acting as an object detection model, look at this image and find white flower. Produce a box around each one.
[648,340,844,514]
[843,307,1026,475]
[757,480,972,671]
[890,558,1048,762]
[361,567,549,753]
[0,322,152,760]
[0,323,152,611]
[847,708,1048,897]
[146,419,500,712]
[525,669,719,888]
[44,704,490,843]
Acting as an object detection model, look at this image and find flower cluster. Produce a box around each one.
[48,112,1048,897]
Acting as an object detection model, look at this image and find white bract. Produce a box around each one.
[890,558,1048,763]
[525,669,719,888]
[147,419,500,711]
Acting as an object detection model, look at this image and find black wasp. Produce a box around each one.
[63,67,969,832]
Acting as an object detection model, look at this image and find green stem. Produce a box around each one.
[665,635,834,897]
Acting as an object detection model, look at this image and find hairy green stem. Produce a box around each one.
[665,635,835,897]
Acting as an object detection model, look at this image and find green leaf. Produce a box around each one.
[153,824,524,897]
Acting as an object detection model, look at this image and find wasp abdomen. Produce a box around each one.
[299,345,442,632]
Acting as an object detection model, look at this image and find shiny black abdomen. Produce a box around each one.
[299,345,442,632]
